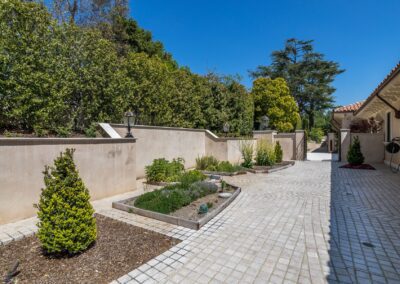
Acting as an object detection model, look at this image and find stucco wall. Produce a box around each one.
[352,133,385,163]
[0,138,136,224]
[112,125,206,178]
[273,133,295,161]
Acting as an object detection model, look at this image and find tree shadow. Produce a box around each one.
[326,161,400,283]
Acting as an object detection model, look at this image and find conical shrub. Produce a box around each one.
[347,136,365,165]
[35,148,97,254]
[274,141,283,163]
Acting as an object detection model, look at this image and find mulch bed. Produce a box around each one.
[0,214,180,284]
[339,163,376,170]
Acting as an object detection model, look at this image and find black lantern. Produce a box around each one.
[223,122,230,137]
[124,111,135,138]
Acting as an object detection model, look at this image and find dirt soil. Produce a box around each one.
[0,214,180,284]
[170,188,235,221]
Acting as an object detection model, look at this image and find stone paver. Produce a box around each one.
[114,162,400,284]
[2,162,400,284]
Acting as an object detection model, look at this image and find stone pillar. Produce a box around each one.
[295,130,305,160]
[252,130,277,144]
[340,129,351,162]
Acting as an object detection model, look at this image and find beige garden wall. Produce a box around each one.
[274,133,295,161]
[112,125,206,178]
[0,138,136,224]
[340,133,384,163]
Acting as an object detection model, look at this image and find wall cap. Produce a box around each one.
[0,138,136,146]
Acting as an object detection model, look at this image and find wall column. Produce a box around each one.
[340,129,351,162]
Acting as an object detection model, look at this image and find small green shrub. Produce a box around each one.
[145,158,185,182]
[239,140,254,168]
[347,136,364,165]
[196,155,242,173]
[274,141,283,163]
[178,170,206,185]
[195,156,218,170]
[255,139,276,166]
[34,125,49,137]
[206,202,213,209]
[134,181,218,214]
[35,149,97,254]
[309,127,324,143]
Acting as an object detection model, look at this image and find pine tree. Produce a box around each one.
[35,149,97,254]
[347,136,365,165]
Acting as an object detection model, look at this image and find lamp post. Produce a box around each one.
[124,111,135,138]
[223,122,230,137]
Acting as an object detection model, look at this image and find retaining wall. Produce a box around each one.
[0,138,136,224]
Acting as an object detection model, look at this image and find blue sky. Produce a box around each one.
[130,0,400,107]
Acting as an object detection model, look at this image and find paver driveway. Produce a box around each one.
[114,161,400,284]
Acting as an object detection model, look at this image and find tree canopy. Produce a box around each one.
[251,38,344,130]
[251,78,299,132]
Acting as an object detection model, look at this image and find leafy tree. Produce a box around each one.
[251,38,344,129]
[35,149,97,254]
[251,77,299,132]
[347,136,365,165]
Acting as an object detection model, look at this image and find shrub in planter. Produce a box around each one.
[178,170,206,185]
[274,141,283,163]
[35,149,96,254]
[239,140,254,168]
[145,158,185,182]
[255,139,276,166]
[195,156,218,170]
[347,136,364,165]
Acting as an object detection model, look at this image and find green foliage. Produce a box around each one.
[274,142,283,163]
[0,0,253,137]
[251,38,344,130]
[195,156,242,172]
[251,77,299,132]
[178,170,206,185]
[347,136,365,165]
[255,139,276,166]
[240,141,254,168]
[134,181,218,214]
[206,202,213,209]
[35,149,96,254]
[309,127,324,143]
[145,158,185,183]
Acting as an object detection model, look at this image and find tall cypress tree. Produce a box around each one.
[251,38,344,129]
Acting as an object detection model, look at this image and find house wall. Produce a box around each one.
[351,133,385,163]
[383,109,400,164]
[0,138,136,224]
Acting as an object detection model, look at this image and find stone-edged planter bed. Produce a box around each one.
[0,214,179,284]
[245,161,295,174]
[200,169,248,177]
[113,183,241,230]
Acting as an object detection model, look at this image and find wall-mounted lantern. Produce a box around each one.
[124,111,135,138]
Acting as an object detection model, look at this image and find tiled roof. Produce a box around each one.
[334,101,365,113]
[355,61,400,115]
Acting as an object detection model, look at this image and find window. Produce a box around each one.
[386,112,392,142]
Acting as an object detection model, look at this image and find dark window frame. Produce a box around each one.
[386,112,392,142]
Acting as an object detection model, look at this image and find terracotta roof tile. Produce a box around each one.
[334,101,365,113]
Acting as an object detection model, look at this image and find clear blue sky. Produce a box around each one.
[130,0,400,107]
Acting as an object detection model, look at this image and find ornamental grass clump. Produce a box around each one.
[274,141,283,163]
[35,149,96,255]
[347,136,365,165]
[195,155,242,173]
[239,140,254,168]
[255,139,276,166]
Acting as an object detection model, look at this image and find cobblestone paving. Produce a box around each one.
[114,162,400,284]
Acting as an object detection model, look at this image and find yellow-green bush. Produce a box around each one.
[35,149,96,254]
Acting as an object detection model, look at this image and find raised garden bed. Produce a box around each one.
[0,215,179,284]
[113,182,241,230]
[245,161,295,174]
[200,169,248,176]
